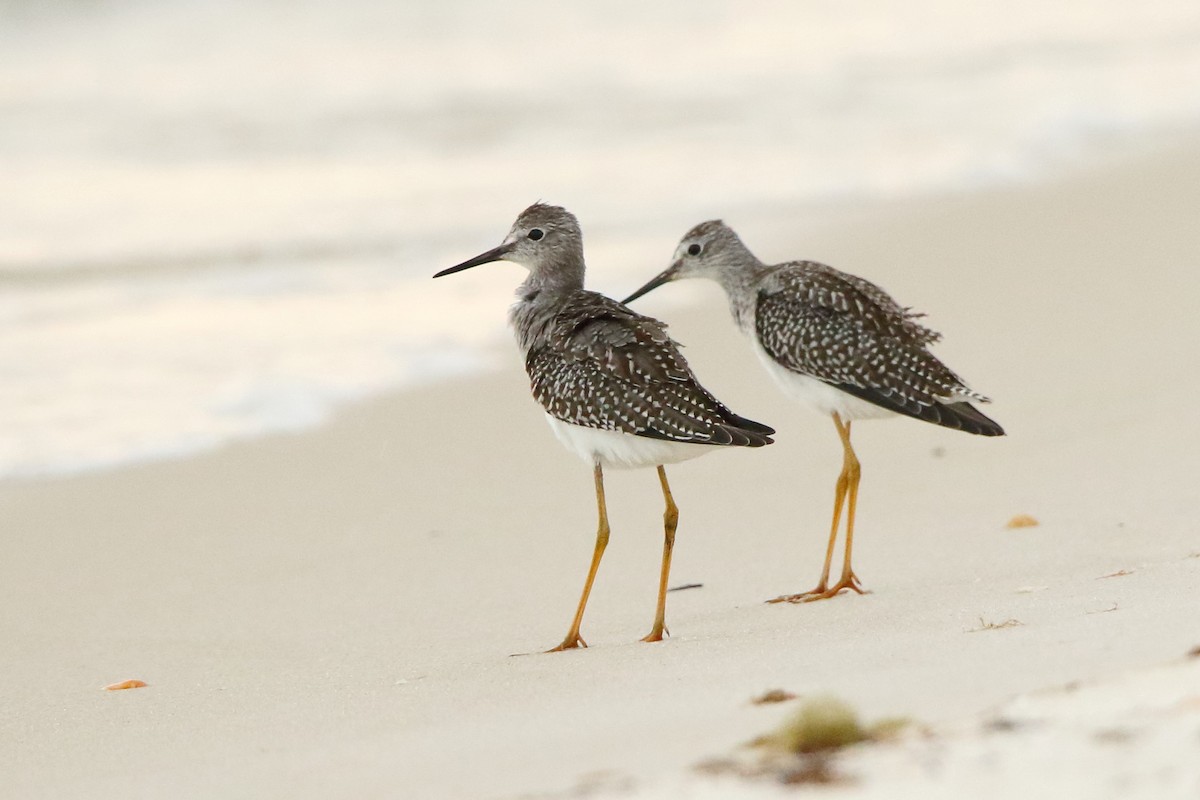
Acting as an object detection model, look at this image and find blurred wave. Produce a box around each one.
[2,0,1198,477]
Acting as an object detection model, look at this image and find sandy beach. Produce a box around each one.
[3,143,1199,798]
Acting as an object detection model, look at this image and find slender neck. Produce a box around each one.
[510,253,586,355]
[517,255,585,300]
[711,244,770,330]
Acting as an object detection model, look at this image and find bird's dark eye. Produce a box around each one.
[686,243,701,256]
[528,228,544,241]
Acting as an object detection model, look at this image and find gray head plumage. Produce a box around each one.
[622,219,763,305]
[434,202,585,292]
[669,220,761,278]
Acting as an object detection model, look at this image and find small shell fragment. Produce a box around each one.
[1006,514,1039,529]
[752,689,797,705]
[103,679,147,691]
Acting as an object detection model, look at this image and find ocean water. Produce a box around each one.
[2,0,1199,478]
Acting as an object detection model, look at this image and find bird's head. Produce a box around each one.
[434,203,583,280]
[622,220,751,304]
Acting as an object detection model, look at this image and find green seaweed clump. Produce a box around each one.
[773,696,867,754]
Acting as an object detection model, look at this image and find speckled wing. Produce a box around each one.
[770,262,942,344]
[527,291,773,446]
[756,263,1003,435]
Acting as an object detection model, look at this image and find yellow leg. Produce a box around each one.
[641,465,678,643]
[833,421,865,596]
[546,464,610,652]
[769,413,867,604]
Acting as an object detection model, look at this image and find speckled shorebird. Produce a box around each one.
[623,221,1003,603]
[433,205,773,651]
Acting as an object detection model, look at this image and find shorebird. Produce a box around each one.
[623,221,1003,603]
[433,204,773,651]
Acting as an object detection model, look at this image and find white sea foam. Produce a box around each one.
[2,0,1198,478]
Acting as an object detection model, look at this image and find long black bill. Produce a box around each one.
[621,264,678,305]
[433,242,515,278]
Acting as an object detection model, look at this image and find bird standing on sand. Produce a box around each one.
[434,205,773,651]
[623,221,1003,603]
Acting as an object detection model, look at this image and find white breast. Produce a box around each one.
[544,415,716,469]
[748,333,895,422]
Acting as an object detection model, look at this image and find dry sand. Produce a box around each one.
[3,143,1199,799]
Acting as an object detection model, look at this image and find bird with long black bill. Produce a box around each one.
[623,221,1003,603]
[433,205,774,651]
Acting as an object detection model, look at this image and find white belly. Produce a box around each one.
[544,416,716,469]
[749,336,895,422]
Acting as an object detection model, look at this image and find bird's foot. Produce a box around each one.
[639,625,670,643]
[544,632,588,653]
[767,573,867,604]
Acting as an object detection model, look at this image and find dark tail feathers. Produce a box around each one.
[834,383,1005,437]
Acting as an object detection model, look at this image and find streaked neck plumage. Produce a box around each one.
[511,251,587,355]
[707,239,771,333]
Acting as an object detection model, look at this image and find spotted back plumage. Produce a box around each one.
[438,203,774,448]
[620,219,1003,436]
[522,290,773,447]
[755,262,1002,435]
[770,263,942,345]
